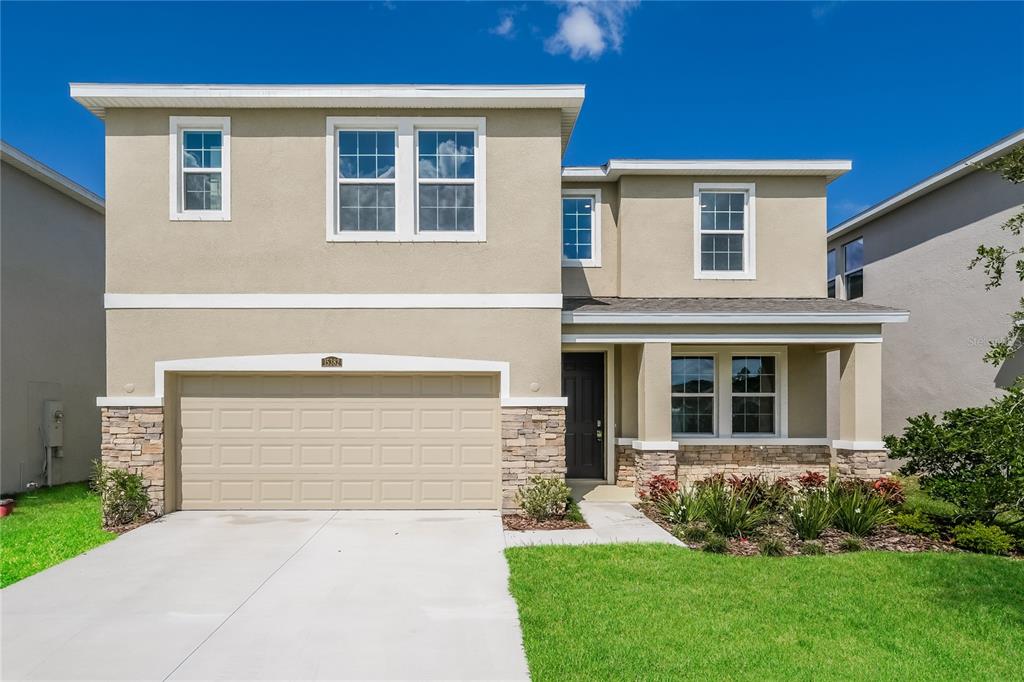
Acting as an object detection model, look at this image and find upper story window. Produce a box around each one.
[693,183,755,280]
[844,237,864,299]
[170,116,230,221]
[326,117,486,242]
[827,249,837,298]
[337,130,396,232]
[561,189,601,267]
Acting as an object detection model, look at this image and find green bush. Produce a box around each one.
[565,498,585,523]
[952,522,1015,556]
[830,480,891,536]
[799,541,825,556]
[703,480,767,538]
[885,378,1024,524]
[758,537,786,557]
[789,491,834,540]
[655,486,705,526]
[90,461,150,527]
[702,534,728,553]
[840,537,864,552]
[680,524,709,543]
[516,476,573,520]
[893,510,939,538]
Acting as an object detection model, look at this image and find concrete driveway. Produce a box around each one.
[2,511,529,681]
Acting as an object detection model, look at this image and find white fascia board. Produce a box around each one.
[562,159,852,182]
[0,142,105,213]
[106,293,563,309]
[563,333,884,344]
[561,311,909,325]
[828,128,1024,240]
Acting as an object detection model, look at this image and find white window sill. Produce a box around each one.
[171,212,231,222]
[327,231,486,243]
[562,259,601,268]
[694,270,756,280]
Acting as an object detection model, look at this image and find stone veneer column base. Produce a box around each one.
[100,407,165,516]
[500,407,566,512]
[833,449,888,479]
[676,444,831,485]
[615,445,638,489]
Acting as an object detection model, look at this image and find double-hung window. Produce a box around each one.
[694,183,755,279]
[671,356,716,434]
[417,130,476,232]
[562,189,601,267]
[170,116,230,220]
[337,130,396,232]
[844,237,864,299]
[827,249,837,298]
[731,356,777,435]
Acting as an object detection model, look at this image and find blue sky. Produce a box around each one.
[2,1,1022,227]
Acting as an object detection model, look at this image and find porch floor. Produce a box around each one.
[568,479,638,504]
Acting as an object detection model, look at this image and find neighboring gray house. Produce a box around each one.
[826,130,1024,440]
[1,142,106,493]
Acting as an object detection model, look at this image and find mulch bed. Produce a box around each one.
[502,514,590,531]
[636,503,955,556]
[105,515,156,535]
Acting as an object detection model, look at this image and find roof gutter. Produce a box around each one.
[562,311,909,325]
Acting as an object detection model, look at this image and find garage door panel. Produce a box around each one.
[179,373,501,510]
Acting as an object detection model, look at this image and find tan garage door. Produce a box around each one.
[178,373,501,510]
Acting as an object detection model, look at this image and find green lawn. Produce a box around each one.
[1,483,115,588]
[506,544,1024,681]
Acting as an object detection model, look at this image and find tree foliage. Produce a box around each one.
[885,378,1024,523]
[970,145,1024,365]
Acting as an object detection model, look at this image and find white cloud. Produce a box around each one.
[811,2,840,23]
[545,1,638,61]
[491,15,516,37]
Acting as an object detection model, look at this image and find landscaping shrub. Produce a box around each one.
[90,461,150,527]
[679,524,709,543]
[799,541,825,556]
[565,498,585,524]
[655,486,705,525]
[516,476,572,520]
[952,522,1015,556]
[893,510,939,538]
[885,378,1024,524]
[725,474,793,511]
[798,470,827,490]
[789,491,834,540]
[872,477,906,506]
[702,534,728,553]
[830,480,891,536]
[703,482,767,538]
[840,537,864,552]
[758,537,786,557]
[640,474,679,502]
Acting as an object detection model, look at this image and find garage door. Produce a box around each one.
[178,373,501,510]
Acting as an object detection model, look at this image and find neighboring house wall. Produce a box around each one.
[827,169,1024,439]
[562,175,828,298]
[1,157,105,492]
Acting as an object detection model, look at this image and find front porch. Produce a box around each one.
[561,297,907,494]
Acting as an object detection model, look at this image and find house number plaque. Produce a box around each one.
[321,356,343,367]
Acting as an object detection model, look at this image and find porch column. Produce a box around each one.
[632,342,677,492]
[836,342,886,478]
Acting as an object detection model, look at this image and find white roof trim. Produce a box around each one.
[69,83,585,152]
[0,141,104,214]
[828,128,1024,240]
[562,159,852,183]
[561,311,908,325]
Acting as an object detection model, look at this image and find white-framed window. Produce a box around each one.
[693,182,756,280]
[169,116,230,221]
[844,237,864,299]
[827,249,837,298]
[671,347,787,440]
[325,116,486,242]
[671,355,716,435]
[561,188,602,267]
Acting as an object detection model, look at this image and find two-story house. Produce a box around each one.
[72,83,906,514]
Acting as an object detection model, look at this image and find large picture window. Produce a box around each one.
[671,356,715,434]
[694,183,755,279]
[731,356,777,435]
[170,116,230,220]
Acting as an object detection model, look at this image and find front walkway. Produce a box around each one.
[2,511,529,681]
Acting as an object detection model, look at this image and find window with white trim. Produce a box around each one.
[844,237,864,299]
[827,249,837,298]
[731,356,776,434]
[671,356,715,434]
[562,189,601,267]
[326,117,486,242]
[170,116,230,220]
[694,183,755,279]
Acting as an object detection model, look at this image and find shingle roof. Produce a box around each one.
[562,297,907,324]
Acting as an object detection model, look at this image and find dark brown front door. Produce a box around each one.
[562,352,605,479]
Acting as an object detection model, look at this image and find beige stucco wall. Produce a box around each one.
[787,344,827,437]
[106,308,561,398]
[105,107,563,294]
[562,175,828,298]
[1,162,105,492]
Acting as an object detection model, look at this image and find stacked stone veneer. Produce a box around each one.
[834,449,888,479]
[100,407,165,516]
[500,407,566,511]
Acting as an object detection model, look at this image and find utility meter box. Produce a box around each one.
[42,400,64,448]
